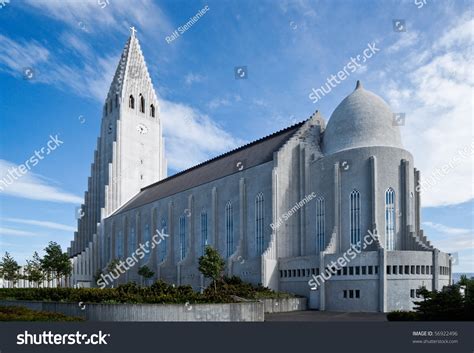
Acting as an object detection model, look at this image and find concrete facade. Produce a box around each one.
[68,33,453,313]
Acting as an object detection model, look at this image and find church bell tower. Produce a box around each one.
[68,28,166,261]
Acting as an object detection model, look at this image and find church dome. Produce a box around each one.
[322,81,403,155]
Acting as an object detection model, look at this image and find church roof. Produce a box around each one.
[322,81,403,155]
[111,121,305,216]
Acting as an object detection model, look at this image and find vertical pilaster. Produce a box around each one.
[379,248,387,312]
[334,163,341,253]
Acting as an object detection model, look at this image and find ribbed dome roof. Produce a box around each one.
[322,81,403,155]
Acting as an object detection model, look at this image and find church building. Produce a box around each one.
[68,32,452,312]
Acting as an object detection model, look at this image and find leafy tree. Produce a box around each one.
[41,242,71,287]
[24,252,44,288]
[458,274,469,286]
[0,252,21,288]
[138,266,155,286]
[198,246,225,293]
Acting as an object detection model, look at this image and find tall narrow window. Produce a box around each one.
[128,226,136,256]
[159,218,167,262]
[129,95,135,109]
[350,190,361,248]
[143,224,151,263]
[201,211,208,255]
[316,197,325,251]
[385,188,395,250]
[139,94,145,113]
[255,193,264,255]
[116,230,123,258]
[179,215,186,260]
[115,94,119,108]
[150,104,155,118]
[226,201,234,258]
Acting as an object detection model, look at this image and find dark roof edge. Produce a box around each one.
[140,119,307,193]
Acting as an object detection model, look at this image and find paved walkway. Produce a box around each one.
[265,310,387,321]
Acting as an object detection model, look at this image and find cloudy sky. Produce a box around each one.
[0,0,472,272]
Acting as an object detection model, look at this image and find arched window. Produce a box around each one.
[159,218,167,262]
[143,224,151,263]
[226,201,234,258]
[201,211,208,256]
[139,94,145,113]
[350,190,361,248]
[129,95,135,109]
[255,193,264,255]
[179,215,186,260]
[128,226,136,256]
[385,188,395,250]
[316,197,325,251]
[150,104,155,118]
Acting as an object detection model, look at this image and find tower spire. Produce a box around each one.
[130,26,137,37]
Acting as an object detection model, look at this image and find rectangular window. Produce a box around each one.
[410,289,415,298]
[375,266,378,274]
[316,268,320,275]
[368,266,373,275]
[405,265,409,274]
[349,267,354,275]
[362,266,366,275]
[343,267,348,275]
[297,269,301,277]
[288,270,292,278]
[201,211,208,256]
[280,270,283,278]
[293,270,296,277]
[349,290,354,299]
[411,265,415,274]
[355,266,360,275]
[343,290,347,298]
[311,268,316,275]
[416,265,420,274]
[387,266,391,275]
[179,216,186,260]
[316,197,325,251]
[355,290,360,298]
[350,190,361,248]
[337,269,342,276]
[226,202,234,258]
[399,265,403,275]
[393,266,397,275]
[255,194,265,255]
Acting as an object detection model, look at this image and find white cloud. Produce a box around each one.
[422,222,471,236]
[2,218,75,232]
[0,227,42,237]
[381,17,474,207]
[0,159,83,204]
[207,98,232,110]
[184,72,205,86]
[160,99,245,171]
[386,31,420,53]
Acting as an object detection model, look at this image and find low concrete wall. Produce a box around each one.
[261,297,307,313]
[0,300,264,322]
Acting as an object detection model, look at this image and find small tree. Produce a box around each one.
[198,246,225,293]
[25,251,44,288]
[0,252,21,288]
[138,265,155,286]
[41,242,72,287]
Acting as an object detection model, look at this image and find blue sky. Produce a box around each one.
[0,0,472,272]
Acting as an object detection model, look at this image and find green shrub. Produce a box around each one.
[0,277,294,305]
[0,305,83,321]
[387,310,419,321]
